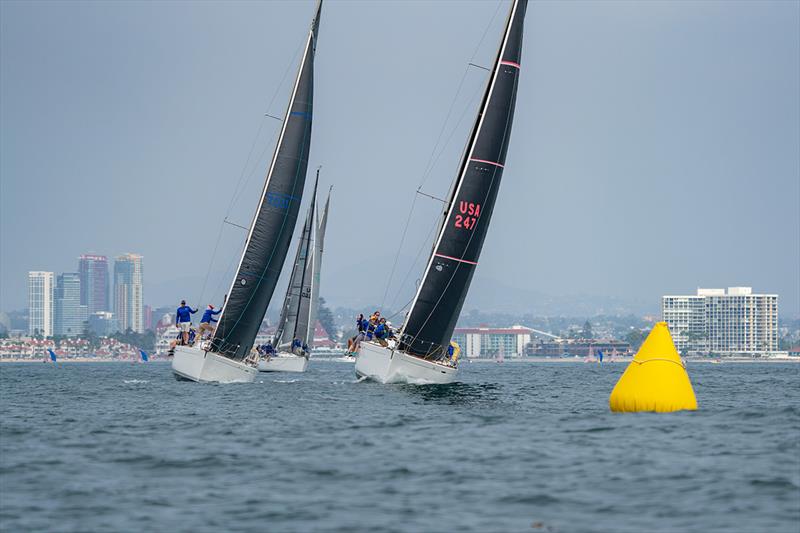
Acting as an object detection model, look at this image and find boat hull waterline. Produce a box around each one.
[172,345,258,383]
[354,342,457,384]
[257,353,309,373]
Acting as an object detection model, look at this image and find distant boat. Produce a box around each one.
[496,343,505,363]
[171,0,323,383]
[140,350,149,363]
[47,348,57,363]
[354,0,528,384]
[598,350,604,363]
[259,172,331,373]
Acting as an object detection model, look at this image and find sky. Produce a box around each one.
[1,0,798,318]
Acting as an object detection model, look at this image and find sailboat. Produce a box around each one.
[172,1,323,383]
[259,171,331,373]
[354,0,528,384]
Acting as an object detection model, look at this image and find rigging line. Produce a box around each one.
[380,193,418,310]
[385,77,486,312]
[418,78,486,198]
[382,1,503,314]
[196,221,226,308]
[389,214,440,312]
[199,40,305,311]
[219,71,315,345]
[416,189,446,203]
[416,0,504,191]
[223,218,250,231]
[224,41,305,220]
[407,64,521,350]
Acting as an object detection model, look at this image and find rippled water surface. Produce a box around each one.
[1,360,799,532]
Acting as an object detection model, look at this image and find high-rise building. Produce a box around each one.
[663,287,779,356]
[79,254,109,313]
[88,311,117,337]
[28,271,54,337]
[114,253,144,333]
[55,272,88,337]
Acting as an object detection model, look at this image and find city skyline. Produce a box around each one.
[1,1,798,317]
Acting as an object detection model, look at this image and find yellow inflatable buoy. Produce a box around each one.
[609,322,697,413]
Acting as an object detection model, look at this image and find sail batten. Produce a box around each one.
[211,1,322,360]
[399,0,527,358]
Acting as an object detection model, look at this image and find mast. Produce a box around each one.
[399,0,527,358]
[211,1,322,360]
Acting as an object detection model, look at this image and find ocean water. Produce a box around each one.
[1,360,798,533]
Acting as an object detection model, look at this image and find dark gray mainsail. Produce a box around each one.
[274,176,318,349]
[399,0,527,358]
[212,1,322,360]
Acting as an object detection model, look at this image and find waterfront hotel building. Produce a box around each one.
[662,287,779,356]
[452,325,533,358]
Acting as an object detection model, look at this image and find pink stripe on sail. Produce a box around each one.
[500,60,521,68]
[435,253,478,266]
[470,158,504,168]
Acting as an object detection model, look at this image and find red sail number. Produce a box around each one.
[454,201,481,230]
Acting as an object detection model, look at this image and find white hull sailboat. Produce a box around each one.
[355,0,528,385]
[355,342,457,384]
[171,1,323,383]
[172,345,258,383]
[259,171,331,374]
[258,353,309,373]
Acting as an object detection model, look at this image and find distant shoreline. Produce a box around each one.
[2,357,797,364]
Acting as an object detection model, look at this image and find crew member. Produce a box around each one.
[175,300,198,346]
[197,304,221,340]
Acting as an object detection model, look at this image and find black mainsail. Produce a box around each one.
[399,0,527,358]
[274,176,318,349]
[212,1,322,360]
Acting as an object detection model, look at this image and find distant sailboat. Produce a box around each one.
[355,0,528,384]
[140,350,149,363]
[171,0,323,383]
[47,348,57,363]
[259,172,331,373]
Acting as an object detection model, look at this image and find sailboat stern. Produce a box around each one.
[257,352,309,373]
[172,346,257,383]
[355,342,458,384]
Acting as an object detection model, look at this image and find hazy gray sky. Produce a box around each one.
[2,0,798,317]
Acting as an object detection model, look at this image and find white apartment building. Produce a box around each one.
[452,325,533,358]
[28,271,55,337]
[663,287,779,356]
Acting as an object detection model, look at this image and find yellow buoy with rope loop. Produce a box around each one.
[609,322,697,413]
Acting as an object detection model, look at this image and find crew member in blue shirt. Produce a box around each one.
[176,300,198,346]
[197,304,221,341]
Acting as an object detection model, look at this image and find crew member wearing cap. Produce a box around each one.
[197,304,221,341]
